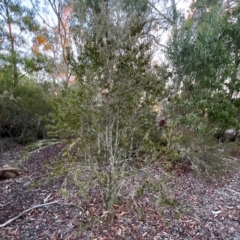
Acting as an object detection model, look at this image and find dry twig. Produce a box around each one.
[225,188,240,195]
[0,201,75,228]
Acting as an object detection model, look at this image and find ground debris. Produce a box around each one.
[0,165,27,180]
[0,143,240,239]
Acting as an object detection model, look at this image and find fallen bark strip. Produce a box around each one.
[0,167,19,180]
[0,165,28,180]
[0,201,75,228]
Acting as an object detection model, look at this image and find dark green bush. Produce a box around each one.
[0,77,52,143]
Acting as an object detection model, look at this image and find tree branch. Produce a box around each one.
[148,1,174,25]
[149,34,169,49]
[29,0,55,31]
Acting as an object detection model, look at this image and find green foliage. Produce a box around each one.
[49,0,166,211]
[0,77,52,143]
[122,0,148,13]
[0,0,54,143]
[48,83,97,138]
[0,0,40,84]
[24,54,50,73]
[168,1,240,137]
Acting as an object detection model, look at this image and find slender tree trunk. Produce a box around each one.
[228,45,239,99]
[171,0,177,23]
[5,2,18,84]
[47,0,71,87]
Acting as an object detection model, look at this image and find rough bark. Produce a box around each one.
[0,165,26,180]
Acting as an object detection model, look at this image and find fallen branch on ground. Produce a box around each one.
[225,188,240,195]
[0,201,75,228]
[0,165,27,180]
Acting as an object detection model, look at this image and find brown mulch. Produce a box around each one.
[0,141,239,240]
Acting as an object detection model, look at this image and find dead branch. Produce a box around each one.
[0,201,75,228]
[225,188,240,195]
[148,1,174,25]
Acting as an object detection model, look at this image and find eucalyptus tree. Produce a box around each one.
[167,0,240,137]
[30,0,73,86]
[0,1,55,142]
[0,0,39,86]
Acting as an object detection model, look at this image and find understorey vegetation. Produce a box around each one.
[1,0,240,229]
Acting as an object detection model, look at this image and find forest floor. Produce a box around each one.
[0,139,240,240]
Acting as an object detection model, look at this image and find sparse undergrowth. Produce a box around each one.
[22,135,240,230]
[0,138,240,239]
